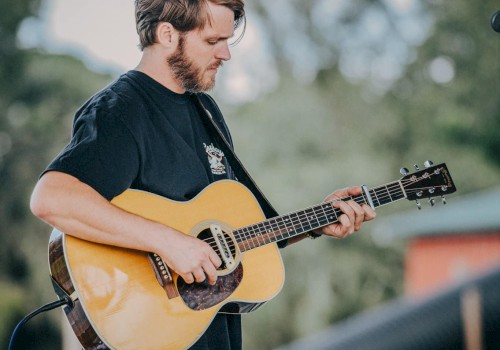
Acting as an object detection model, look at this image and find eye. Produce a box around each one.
[207,39,218,45]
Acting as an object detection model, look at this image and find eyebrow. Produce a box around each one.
[203,30,235,41]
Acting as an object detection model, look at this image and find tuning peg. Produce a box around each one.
[400,167,409,176]
[428,198,435,206]
[441,195,447,205]
[416,199,422,210]
[424,160,434,168]
[414,164,420,171]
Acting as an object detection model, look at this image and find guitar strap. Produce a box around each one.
[193,94,279,220]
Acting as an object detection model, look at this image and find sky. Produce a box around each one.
[19,0,141,72]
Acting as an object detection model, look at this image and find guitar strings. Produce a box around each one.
[203,184,429,253]
[202,176,449,255]
[202,184,394,252]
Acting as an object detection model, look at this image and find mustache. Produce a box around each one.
[209,61,223,70]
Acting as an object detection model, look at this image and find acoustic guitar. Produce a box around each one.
[48,161,456,349]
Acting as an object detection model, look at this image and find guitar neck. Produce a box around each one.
[233,180,405,252]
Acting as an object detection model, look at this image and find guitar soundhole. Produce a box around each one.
[197,228,238,271]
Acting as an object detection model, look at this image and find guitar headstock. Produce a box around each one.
[399,161,456,209]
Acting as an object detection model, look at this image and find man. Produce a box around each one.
[30,0,376,349]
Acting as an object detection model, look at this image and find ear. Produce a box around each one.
[156,22,179,50]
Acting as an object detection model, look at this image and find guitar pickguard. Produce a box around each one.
[177,263,243,310]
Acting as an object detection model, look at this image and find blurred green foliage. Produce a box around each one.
[0,1,114,348]
[1,0,499,349]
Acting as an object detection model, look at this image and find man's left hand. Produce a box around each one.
[312,186,376,239]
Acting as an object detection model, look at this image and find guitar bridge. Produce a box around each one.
[149,253,179,299]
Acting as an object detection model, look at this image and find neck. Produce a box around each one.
[135,49,185,94]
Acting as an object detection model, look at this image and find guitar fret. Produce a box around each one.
[392,184,405,201]
[371,189,380,207]
[323,203,338,222]
[281,215,294,239]
[386,185,393,202]
[299,210,312,232]
[313,207,323,226]
[357,193,365,205]
[375,186,390,206]
[249,224,261,248]
[309,208,318,229]
[377,187,389,206]
[262,221,274,245]
[240,230,250,250]
[237,228,244,250]
[247,225,257,249]
[245,225,257,250]
[316,205,330,226]
[299,214,309,232]
[256,223,267,247]
[318,205,333,227]
[254,223,264,247]
[275,216,291,240]
[289,212,304,234]
[268,219,280,241]
[288,213,301,234]
[327,202,339,223]
[301,209,315,232]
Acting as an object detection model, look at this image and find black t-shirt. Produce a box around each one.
[45,70,241,349]
[46,70,234,201]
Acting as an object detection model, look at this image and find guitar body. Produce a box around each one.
[49,180,285,350]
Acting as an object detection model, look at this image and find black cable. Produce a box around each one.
[8,297,71,350]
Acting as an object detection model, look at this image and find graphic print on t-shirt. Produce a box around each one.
[203,143,226,175]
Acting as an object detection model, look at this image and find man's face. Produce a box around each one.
[167,3,234,93]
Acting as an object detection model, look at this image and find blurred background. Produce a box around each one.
[1,0,499,349]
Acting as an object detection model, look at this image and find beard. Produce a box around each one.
[167,36,221,93]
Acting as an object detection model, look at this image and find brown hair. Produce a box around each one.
[135,0,245,50]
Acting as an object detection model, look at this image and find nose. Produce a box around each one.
[216,42,231,61]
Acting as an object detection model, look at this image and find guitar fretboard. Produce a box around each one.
[233,181,405,252]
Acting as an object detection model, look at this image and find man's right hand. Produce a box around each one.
[160,230,222,285]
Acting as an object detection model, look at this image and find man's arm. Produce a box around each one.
[30,171,221,285]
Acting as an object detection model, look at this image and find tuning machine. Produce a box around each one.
[400,165,422,209]
[415,199,422,210]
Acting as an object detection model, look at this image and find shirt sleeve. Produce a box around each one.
[44,101,140,201]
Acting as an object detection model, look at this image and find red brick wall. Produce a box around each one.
[405,233,500,297]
